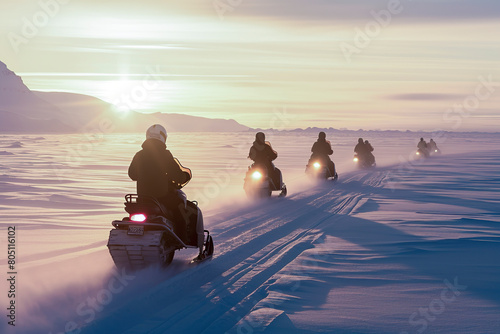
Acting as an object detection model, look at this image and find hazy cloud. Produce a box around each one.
[228,0,500,22]
[388,93,464,101]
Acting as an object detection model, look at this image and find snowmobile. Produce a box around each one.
[353,153,376,168]
[429,147,441,155]
[305,157,338,181]
[416,148,430,158]
[107,194,214,270]
[243,163,287,198]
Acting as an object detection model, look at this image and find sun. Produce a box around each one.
[109,77,138,115]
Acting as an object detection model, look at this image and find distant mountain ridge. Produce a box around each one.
[0,61,250,133]
[255,126,500,136]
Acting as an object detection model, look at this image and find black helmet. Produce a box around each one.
[256,132,265,143]
[318,132,326,140]
[420,137,424,141]
[358,138,363,144]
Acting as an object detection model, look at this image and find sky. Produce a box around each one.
[0,0,499,131]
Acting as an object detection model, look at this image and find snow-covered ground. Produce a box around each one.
[1,132,500,334]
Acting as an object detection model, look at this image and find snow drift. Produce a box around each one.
[0,133,499,334]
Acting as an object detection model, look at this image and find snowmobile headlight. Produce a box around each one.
[353,157,359,162]
[435,149,438,152]
[416,151,420,155]
[313,162,321,169]
[252,171,263,180]
[130,213,147,222]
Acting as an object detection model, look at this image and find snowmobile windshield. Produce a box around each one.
[173,157,192,189]
[265,141,277,155]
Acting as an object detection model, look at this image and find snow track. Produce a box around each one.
[83,171,388,334]
[82,152,500,333]
[5,144,500,334]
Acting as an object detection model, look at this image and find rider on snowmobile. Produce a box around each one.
[428,138,439,153]
[364,140,376,166]
[310,132,336,176]
[248,132,283,189]
[354,138,368,158]
[128,124,193,243]
[417,138,429,157]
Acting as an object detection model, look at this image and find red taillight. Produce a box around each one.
[130,213,147,222]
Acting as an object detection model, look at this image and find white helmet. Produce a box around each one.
[146,124,167,144]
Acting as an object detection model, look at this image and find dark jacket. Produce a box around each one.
[249,141,277,166]
[311,139,333,157]
[128,139,190,199]
[354,143,367,155]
